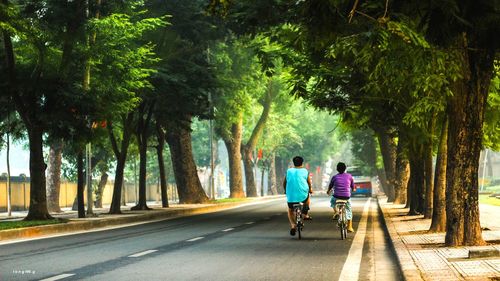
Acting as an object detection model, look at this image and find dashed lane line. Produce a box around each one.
[39,273,75,281]
[245,222,255,225]
[128,249,158,258]
[338,198,372,281]
[222,228,234,232]
[186,237,205,242]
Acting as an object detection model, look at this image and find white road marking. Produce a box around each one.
[222,228,234,232]
[39,273,75,281]
[245,222,255,225]
[187,237,204,242]
[128,249,158,258]
[338,198,372,281]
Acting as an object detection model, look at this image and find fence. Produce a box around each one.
[0,180,179,212]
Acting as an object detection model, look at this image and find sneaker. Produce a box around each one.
[290,228,296,236]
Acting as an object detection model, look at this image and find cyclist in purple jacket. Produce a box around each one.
[326,162,356,232]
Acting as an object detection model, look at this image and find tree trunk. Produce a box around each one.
[267,152,278,195]
[408,144,425,215]
[241,82,274,197]
[94,172,108,209]
[275,156,286,194]
[242,147,257,197]
[46,140,64,213]
[131,102,154,211]
[377,168,388,195]
[76,150,85,218]
[222,115,245,198]
[166,118,208,203]
[445,38,492,246]
[376,128,397,202]
[423,117,436,219]
[25,126,53,220]
[156,121,169,208]
[131,138,150,210]
[394,130,410,204]
[429,117,448,233]
[108,113,134,214]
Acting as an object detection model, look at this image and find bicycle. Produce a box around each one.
[292,203,304,240]
[335,199,348,240]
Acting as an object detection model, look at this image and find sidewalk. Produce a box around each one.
[0,197,283,242]
[378,196,500,281]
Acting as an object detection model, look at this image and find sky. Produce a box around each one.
[0,143,30,176]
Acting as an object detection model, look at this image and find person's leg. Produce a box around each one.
[287,207,296,228]
[302,196,312,219]
[347,199,354,232]
[330,196,338,219]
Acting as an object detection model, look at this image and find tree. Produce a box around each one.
[145,0,221,203]
[1,0,88,220]
[89,12,164,214]
[212,38,263,198]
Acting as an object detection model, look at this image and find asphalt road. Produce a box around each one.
[0,196,401,281]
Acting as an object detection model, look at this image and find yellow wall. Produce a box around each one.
[0,181,179,211]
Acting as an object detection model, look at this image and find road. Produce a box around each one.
[0,196,401,281]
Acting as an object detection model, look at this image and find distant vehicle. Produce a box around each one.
[347,167,373,197]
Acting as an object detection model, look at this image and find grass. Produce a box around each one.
[0,219,66,231]
[479,194,500,207]
[483,185,500,193]
[212,198,250,204]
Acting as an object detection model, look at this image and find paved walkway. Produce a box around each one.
[378,196,500,281]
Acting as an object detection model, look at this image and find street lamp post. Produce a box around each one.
[209,92,215,200]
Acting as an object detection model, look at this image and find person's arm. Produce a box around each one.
[307,174,313,193]
[350,175,356,191]
[283,178,287,194]
[327,176,334,194]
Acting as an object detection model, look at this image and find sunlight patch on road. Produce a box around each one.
[338,198,372,280]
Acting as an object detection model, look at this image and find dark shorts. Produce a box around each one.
[287,195,310,210]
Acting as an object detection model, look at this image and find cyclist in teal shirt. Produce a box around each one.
[283,156,313,236]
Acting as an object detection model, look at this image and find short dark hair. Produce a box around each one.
[293,156,304,167]
[337,162,347,173]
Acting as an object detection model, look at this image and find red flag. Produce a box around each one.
[257,149,263,160]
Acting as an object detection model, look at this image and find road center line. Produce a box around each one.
[338,198,372,280]
[128,249,158,258]
[187,237,204,242]
[39,273,75,281]
[245,222,254,225]
[222,228,234,232]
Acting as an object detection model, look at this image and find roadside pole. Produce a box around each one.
[86,143,93,215]
[480,149,488,191]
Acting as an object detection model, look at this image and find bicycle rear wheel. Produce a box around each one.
[339,211,346,240]
[295,207,302,240]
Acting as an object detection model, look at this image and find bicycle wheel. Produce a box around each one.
[339,210,346,240]
[295,208,302,240]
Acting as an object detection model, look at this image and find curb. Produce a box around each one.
[0,197,283,242]
[377,196,424,281]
